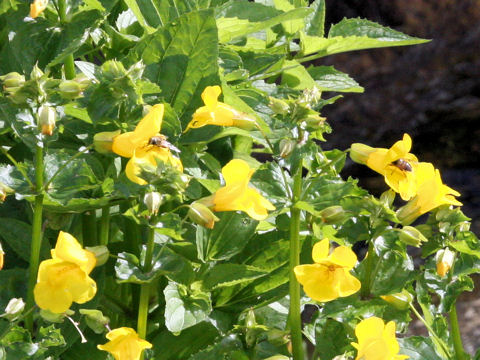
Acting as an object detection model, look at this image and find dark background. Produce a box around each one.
[318,0,480,233]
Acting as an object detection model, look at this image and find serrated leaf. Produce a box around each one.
[299,18,429,57]
[203,264,267,290]
[304,0,325,37]
[281,60,316,90]
[164,282,212,333]
[308,65,364,93]
[398,337,444,360]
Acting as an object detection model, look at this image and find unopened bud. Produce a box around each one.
[0,182,13,202]
[73,74,91,88]
[93,130,121,154]
[40,308,74,322]
[279,139,295,158]
[380,289,413,310]
[350,143,376,165]
[319,205,346,224]
[380,189,396,208]
[263,355,289,360]
[436,248,455,277]
[269,97,290,115]
[267,329,289,346]
[245,309,256,328]
[302,113,326,130]
[85,245,109,267]
[0,242,4,270]
[144,192,163,215]
[30,64,44,81]
[59,80,83,99]
[4,298,25,319]
[398,226,428,247]
[103,60,126,80]
[38,105,56,136]
[79,309,110,334]
[188,201,219,229]
[1,72,25,93]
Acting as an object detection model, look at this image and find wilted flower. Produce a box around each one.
[30,0,48,18]
[201,159,274,221]
[351,317,408,360]
[294,238,361,302]
[112,104,183,185]
[396,168,462,225]
[435,248,455,277]
[34,231,97,313]
[3,298,25,319]
[97,327,152,360]
[144,191,162,215]
[38,105,56,136]
[185,86,256,131]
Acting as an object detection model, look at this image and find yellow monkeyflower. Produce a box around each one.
[351,317,408,360]
[34,231,97,313]
[30,0,48,18]
[97,327,152,360]
[294,238,361,302]
[350,134,419,200]
[112,104,183,185]
[203,159,275,221]
[185,86,256,131]
[396,168,462,225]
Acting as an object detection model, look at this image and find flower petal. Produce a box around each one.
[312,239,330,263]
[201,86,221,112]
[221,159,253,186]
[52,231,96,274]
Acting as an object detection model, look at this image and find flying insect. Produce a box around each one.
[148,135,180,153]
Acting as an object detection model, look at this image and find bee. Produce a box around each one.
[148,135,180,153]
[391,158,413,172]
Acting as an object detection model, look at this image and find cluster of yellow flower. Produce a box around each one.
[34,232,151,360]
[350,134,462,224]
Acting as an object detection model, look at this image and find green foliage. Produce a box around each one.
[0,1,476,360]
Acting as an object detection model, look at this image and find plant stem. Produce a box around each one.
[288,159,304,360]
[137,227,155,359]
[25,145,45,331]
[57,0,75,79]
[82,211,97,246]
[360,240,375,298]
[450,302,466,360]
[409,303,451,359]
[99,206,110,246]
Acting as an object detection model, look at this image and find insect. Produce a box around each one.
[391,158,413,172]
[148,135,180,153]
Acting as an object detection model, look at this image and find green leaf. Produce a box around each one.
[0,218,50,262]
[204,212,258,261]
[164,282,212,333]
[203,264,267,290]
[281,60,315,89]
[304,0,325,37]
[132,9,219,126]
[189,334,245,360]
[307,65,364,93]
[299,18,429,58]
[398,337,444,360]
[312,318,351,360]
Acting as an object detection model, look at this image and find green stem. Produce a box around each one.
[409,303,452,358]
[288,160,304,360]
[25,145,45,332]
[450,302,466,360]
[82,211,97,246]
[360,240,375,298]
[57,0,75,79]
[99,206,110,246]
[137,227,155,359]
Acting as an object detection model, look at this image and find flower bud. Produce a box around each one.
[319,205,346,224]
[188,201,219,229]
[30,64,44,81]
[380,289,413,310]
[245,308,256,328]
[93,130,121,154]
[380,189,396,208]
[398,226,428,247]
[4,298,25,319]
[40,308,73,322]
[263,355,290,360]
[30,0,48,18]
[0,242,4,270]
[279,139,295,158]
[79,309,110,334]
[302,113,326,130]
[1,72,25,95]
[269,97,290,115]
[59,80,83,99]
[85,245,109,267]
[435,248,455,277]
[0,182,13,202]
[349,143,376,165]
[144,192,163,216]
[103,60,127,80]
[38,105,56,136]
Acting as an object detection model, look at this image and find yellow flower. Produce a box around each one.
[351,134,419,200]
[34,231,97,313]
[97,327,152,360]
[396,168,462,225]
[30,0,48,18]
[294,239,361,302]
[351,317,408,360]
[207,159,275,221]
[112,104,183,185]
[185,86,256,131]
